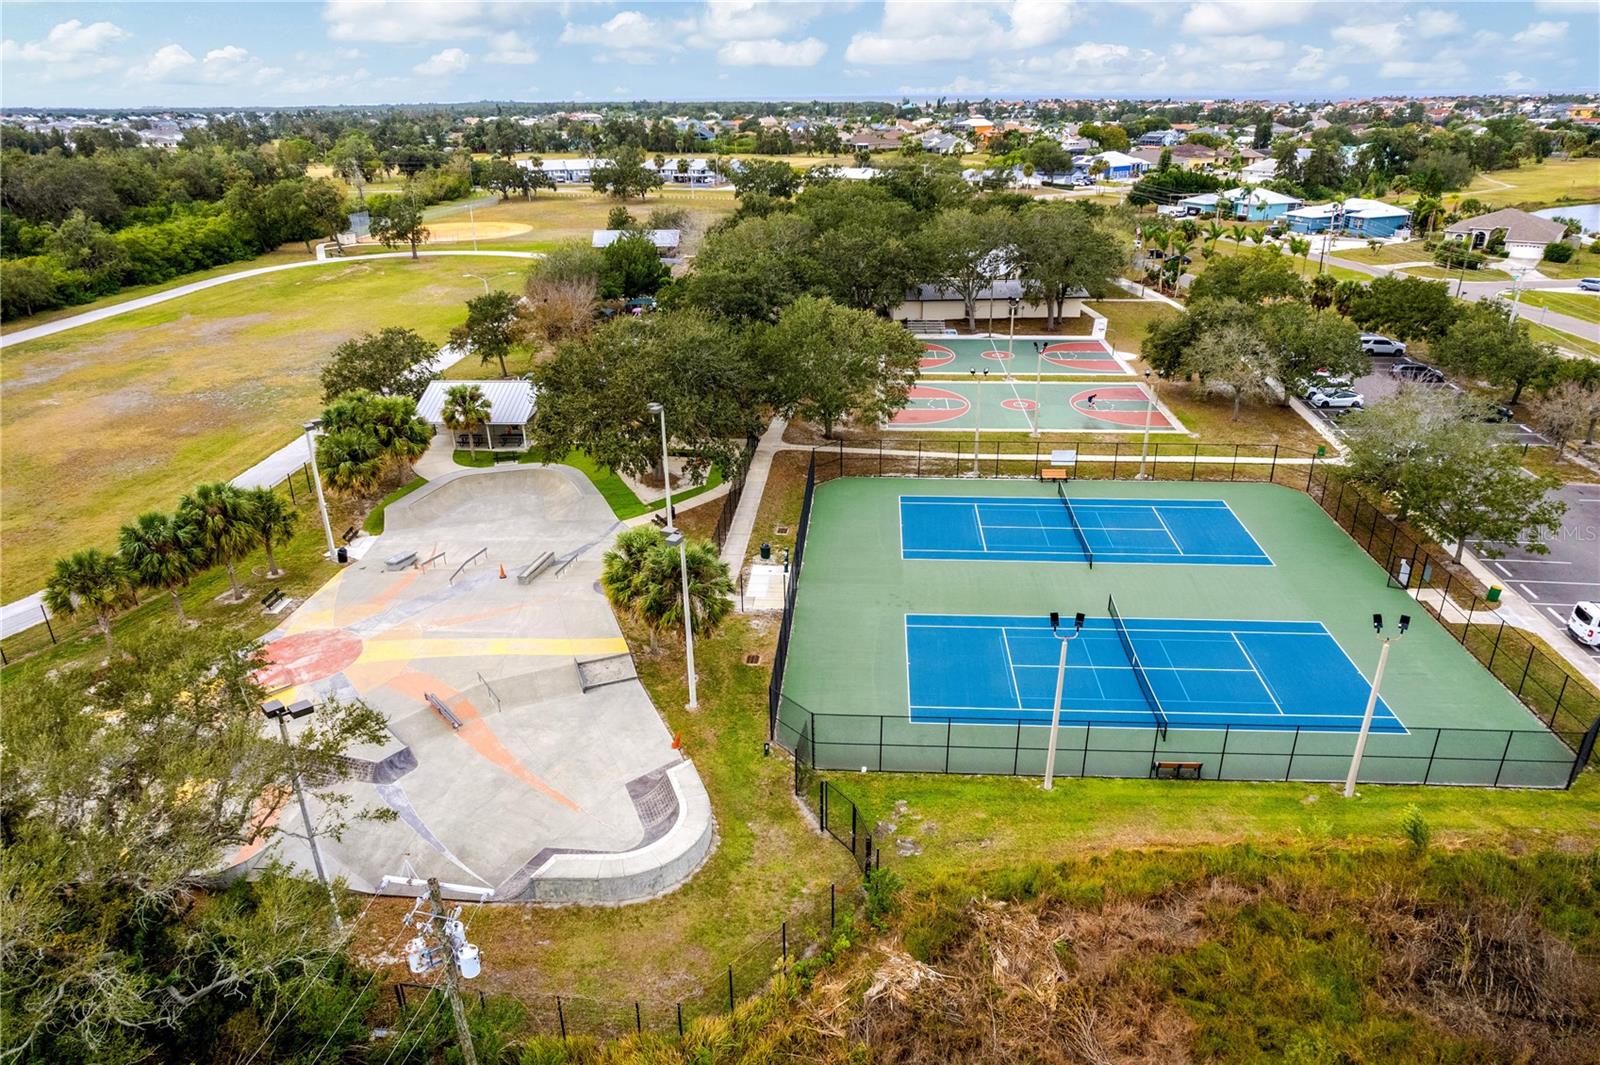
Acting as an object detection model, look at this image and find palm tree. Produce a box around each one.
[1287,235,1313,275]
[1412,194,1443,236]
[601,526,733,650]
[441,384,493,458]
[1229,224,1248,245]
[1165,238,1192,290]
[118,511,203,623]
[1310,273,1338,313]
[44,548,133,651]
[179,482,259,603]
[1205,221,1225,249]
[1333,278,1365,317]
[243,487,299,577]
[1248,229,1266,246]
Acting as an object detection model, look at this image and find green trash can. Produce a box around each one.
[1486,585,1502,603]
[760,542,771,561]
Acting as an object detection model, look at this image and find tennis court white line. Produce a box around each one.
[908,619,1331,637]
[1148,506,1184,558]
[1229,633,1287,718]
[910,703,1386,721]
[972,503,989,551]
[1010,662,1261,675]
[998,629,1023,709]
[901,497,1236,509]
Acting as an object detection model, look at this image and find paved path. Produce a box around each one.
[0,250,539,350]
[719,418,790,570]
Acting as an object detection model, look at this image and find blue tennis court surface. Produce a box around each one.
[906,614,1402,734]
[900,495,1272,566]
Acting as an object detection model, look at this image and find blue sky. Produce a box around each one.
[3,1,1597,108]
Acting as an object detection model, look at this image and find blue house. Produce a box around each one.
[1287,198,1410,237]
[1177,187,1303,221]
[1074,150,1150,181]
[1138,129,1183,147]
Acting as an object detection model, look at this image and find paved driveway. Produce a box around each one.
[1471,480,1600,666]
[1302,354,1548,446]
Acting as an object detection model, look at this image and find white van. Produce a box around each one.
[1568,602,1600,647]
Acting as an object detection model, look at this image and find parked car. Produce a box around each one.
[1360,333,1408,356]
[1390,359,1445,383]
[1306,386,1365,410]
[1578,278,1600,293]
[1567,602,1600,648]
[1477,402,1516,423]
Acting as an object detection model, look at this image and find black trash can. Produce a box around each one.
[336,546,349,564]
[759,542,771,561]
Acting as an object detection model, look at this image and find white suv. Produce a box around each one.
[1360,333,1408,356]
[1567,602,1600,647]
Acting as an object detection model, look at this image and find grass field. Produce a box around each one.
[1507,288,1600,324]
[1403,264,1515,281]
[1085,298,1179,355]
[1457,158,1600,209]
[462,189,738,248]
[1531,249,1600,280]
[1329,240,1431,266]
[0,257,522,598]
[1525,320,1600,358]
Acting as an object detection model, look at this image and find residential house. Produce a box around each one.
[644,157,727,187]
[1176,187,1304,221]
[1074,150,1151,181]
[592,229,682,261]
[848,129,903,152]
[1285,198,1410,238]
[1129,143,1225,171]
[520,157,607,183]
[1137,129,1183,147]
[416,379,536,452]
[1442,208,1567,260]
[919,131,966,154]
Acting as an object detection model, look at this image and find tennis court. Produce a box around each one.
[890,380,1180,433]
[906,611,1400,734]
[778,478,1583,788]
[919,337,1126,376]
[900,494,1272,566]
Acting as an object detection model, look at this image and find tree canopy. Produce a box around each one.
[320,326,439,402]
[761,295,923,438]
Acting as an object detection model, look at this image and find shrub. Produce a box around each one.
[1543,241,1575,263]
[864,867,903,930]
[1399,804,1431,854]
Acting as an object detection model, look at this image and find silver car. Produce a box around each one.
[1307,386,1365,410]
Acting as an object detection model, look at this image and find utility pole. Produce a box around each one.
[428,878,479,1065]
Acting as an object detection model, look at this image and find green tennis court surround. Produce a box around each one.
[777,476,1584,788]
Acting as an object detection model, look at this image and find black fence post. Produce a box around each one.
[1270,444,1279,482]
[287,474,297,505]
[1422,729,1443,784]
[42,605,55,644]
[1549,676,1568,727]
[1033,441,1041,477]
[557,997,567,1039]
[782,921,787,963]
[394,985,405,1011]
[830,883,836,929]
[1217,724,1231,780]
[916,439,922,476]
[1230,444,1239,481]
[1285,726,1301,781]
[944,719,952,773]
[878,441,883,476]
[1190,444,1199,481]
[1013,720,1022,775]
[1492,730,1516,787]
[1517,645,1536,696]
[727,966,735,1013]
[1488,621,1505,670]
[1306,451,1316,491]
[636,1001,642,1033]
[677,1003,684,1039]
[837,439,844,478]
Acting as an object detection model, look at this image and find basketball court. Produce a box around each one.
[918,336,1126,376]
[889,380,1181,434]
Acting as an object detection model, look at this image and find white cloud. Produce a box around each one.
[414,47,470,76]
[1512,20,1568,46]
[1500,70,1536,90]
[844,0,1077,65]
[1180,1,1314,37]
[560,10,690,63]
[717,36,827,66]
[698,0,827,41]
[1380,57,1465,79]
[1329,22,1401,59]
[1413,9,1462,38]
[485,31,538,64]
[2,18,129,61]
[129,44,198,81]
[1201,34,1285,61]
[1286,45,1331,82]
[322,0,518,44]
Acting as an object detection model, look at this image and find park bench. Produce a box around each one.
[1151,760,1203,780]
[424,693,463,730]
[260,588,286,609]
[516,551,555,585]
[493,451,519,464]
[385,550,418,571]
[1038,467,1070,482]
[340,525,358,544]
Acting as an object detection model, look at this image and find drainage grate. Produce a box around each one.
[744,653,763,666]
[774,525,791,535]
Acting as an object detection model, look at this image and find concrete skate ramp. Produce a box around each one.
[235,464,714,904]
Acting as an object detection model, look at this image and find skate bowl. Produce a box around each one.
[232,464,714,903]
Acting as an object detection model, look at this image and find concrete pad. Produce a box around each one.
[230,465,714,903]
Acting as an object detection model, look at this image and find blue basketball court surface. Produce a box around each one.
[906,613,1402,734]
[900,495,1273,566]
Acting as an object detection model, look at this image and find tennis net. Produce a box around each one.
[1058,483,1093,568]
[1106,594,1168,738]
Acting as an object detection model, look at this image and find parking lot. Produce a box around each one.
[1303,353,1548,447]
[1472,481,1600,665]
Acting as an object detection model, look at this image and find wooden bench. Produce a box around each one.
[340,525,358,544]
[424,693,463,730]
[516,551,555,585]
[385,550,418,571]
[1038,467,1071,481]
[1151,760,1203,780]
[260,588,286,609]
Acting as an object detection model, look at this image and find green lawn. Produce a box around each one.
[0,256,522,598]
[1329,240,1430,266]
[516,449,724,519]
[1085,298,1179,355]
[1455,158,1600,209]
[1403,265,1514,281]
[1524,320,1600,358]
[1532,250,1600,280]
[1507,289,1600,324]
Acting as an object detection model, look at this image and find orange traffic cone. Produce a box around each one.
[498,564,507,579]
[671,732,683,750]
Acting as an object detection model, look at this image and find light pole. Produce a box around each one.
[303,420,338,561]
[1507,264,1529,323]
[647,401,698,709]
[969,369,989,475]
[261,698,342,929]
[1043,611,1086,790]
[1343,613,1409,798]
[1031,340,1044,438]
[1135,370,1156,480]
[463,271,516,295]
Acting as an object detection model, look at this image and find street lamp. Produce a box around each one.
[1043,611,1086,790]
[1135,370,1156,480]
[303,420,338,561]
[969,369,989,475]
[261,698,342,929]
[1343,612,1409,798]
[462,271,517,295]
[647,401,698,709]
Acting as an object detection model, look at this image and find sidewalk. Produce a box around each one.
[719,418,789,571]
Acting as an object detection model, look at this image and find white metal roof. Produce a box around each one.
[591,229,681,249]
[416,379,536,426]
